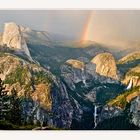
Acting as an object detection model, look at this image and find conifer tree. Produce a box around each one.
[9,88,22,125]
[0,78,9,120]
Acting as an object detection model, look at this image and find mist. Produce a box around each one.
[0,10,140,48]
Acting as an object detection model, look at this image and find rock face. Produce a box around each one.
[0,53,52,109]
[31,83,52,110]
[99,105,122,122]
[60,57,122,123]
[61,58,119,90]
[130,95,140,127]
[107,87,140,110]
[61,60,94,92]
[0,52,75,129]
[91,53,119,80]
[61,60,97,90]
[2,22,32,61]
[20,25,51,45]
[118,51,140,64]
[50,80,74,129]
[66,59,85,70]
[122,65,140,88]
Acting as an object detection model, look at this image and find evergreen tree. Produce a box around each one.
[9,88,22,125]
[0,78,9,120]
[21,96,34,125]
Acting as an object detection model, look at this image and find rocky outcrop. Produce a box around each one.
[0,54,21,80]
[99,105,122,122]
[118,51,140,64]
[96,90,140,127]
[0,53,52,108]
[51,80,74,129]
[130,95,140,127]
[107,86,140,110]
[66,59,85,70]
[122,65,140,88]
[61,61,90,90]
[20,25,51,45]
[2,22,32,61]
[91,53,119,80]
[31,83,52,111]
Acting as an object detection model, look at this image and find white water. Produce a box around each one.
[94,105,98,128]
[81,68,87,86]
[72,97,80,109]
[126,78,133,90]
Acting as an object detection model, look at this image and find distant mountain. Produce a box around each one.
[20,25,52,45]
[53,40,98,48]
[118,51,140,64]
[114,40,140,59]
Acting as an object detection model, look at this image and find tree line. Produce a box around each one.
[0,78,22,126]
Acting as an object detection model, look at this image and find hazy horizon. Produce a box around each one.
[0,10,140,47]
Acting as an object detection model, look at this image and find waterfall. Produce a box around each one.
[126,78,133,90]
[94,105,98,128]
[72,97,80,109]
[81,68,87,86]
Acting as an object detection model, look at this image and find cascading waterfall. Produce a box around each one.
[81,68,87,86]
[94,105,98,128]
[126,78,133,90]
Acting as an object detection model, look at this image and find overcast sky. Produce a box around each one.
[0,10,140,45]
[0,10,90,38]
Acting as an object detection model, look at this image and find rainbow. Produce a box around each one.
[81,11,94,42]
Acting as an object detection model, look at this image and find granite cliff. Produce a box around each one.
[91,53,119,80]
